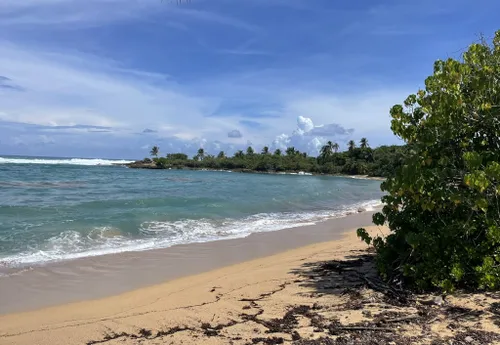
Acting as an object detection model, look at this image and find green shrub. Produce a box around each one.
[359,31,500,292]
[155,157,169,168]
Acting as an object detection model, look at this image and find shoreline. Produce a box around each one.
[0,211,377,315]
[122,162,387,180]
[0,198,382,270]
[0,221,383,345]
[2,222,497,345]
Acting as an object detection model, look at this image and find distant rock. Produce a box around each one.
[126,159,158,169]
[357,207,366,213]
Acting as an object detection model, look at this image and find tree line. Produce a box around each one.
[145,138,408,177]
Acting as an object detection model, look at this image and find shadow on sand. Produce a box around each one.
[83,249,500,345]
[286,249,500,345]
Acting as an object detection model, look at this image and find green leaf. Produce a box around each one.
[476,198,489,212]
[487,226,500,244]
[451,264,464,281]
[356,228,372,245]
[464,171,490,192]
[405,232,419,248]
[463,152,483,169]
[373,212,386,226]
[486,162,500,179]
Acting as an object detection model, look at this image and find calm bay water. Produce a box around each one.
[0,156,383,268]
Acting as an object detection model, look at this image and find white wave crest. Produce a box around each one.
[0,199,382,267]
[0,157,133,166]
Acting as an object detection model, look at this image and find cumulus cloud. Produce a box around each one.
[271,116,354,156]
[296,116,314,133]
[306,123,354,137]
[0,0,417,160]
[227,129,243,138]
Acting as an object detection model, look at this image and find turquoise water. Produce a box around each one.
[0,156,383,267]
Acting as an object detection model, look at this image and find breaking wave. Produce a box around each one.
[0,157,133,166]
[0,199,381,268]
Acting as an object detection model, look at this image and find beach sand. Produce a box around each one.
[2,222,500,345]
[0,212,377,314]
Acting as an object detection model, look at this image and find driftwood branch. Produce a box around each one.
[381,315,421,324]
[333,326,395,332]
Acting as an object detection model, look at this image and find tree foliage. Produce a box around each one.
[360,138,369,149]
[149,142,407,178]
[348,140,356,151]
[359,31,500,291]
[149,145,159,158]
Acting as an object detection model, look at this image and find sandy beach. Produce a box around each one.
[0,212,377,314]
[2,219,500,345]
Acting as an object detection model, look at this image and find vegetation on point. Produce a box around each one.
[358,31,500,292]
[144,138,408,178]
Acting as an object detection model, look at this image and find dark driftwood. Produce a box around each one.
[333,326,395,332]
[381,315,421,324]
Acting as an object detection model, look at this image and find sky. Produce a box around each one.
[0,0,499,159]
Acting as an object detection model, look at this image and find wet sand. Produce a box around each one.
[2,221,498,345]
[0,211,375,315]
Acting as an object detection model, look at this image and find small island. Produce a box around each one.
[126,139,406,178]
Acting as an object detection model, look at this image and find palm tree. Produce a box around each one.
[332,142,339,153]
[150,145,159,158]
[217,151,226,159]
[261,146,269,155]
[286,147,296,156]
[320,141,333,161]
[234,150,244,158]
[360,138,369,149]
[246,146,254,155]
[274,149,282,156]
[348,140,356,152]
[197,148,205,161]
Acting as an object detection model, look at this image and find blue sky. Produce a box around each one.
[0,0,499,159]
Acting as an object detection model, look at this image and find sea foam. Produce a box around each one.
[0,199,382,268]
[0,157,133,166]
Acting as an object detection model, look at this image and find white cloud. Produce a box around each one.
[227,129,243,138]
[0,0,260,32]
[270,116,355,155]
[281,90,411,140]
[0,34,408,158]
[0,43,237,136]
[306,123,354,137]
[296,116,314,133]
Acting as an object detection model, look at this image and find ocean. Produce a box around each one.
[0,156,383,269]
